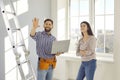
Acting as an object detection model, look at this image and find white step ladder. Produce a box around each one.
[0,0,36,80]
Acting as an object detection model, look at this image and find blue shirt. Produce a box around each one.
[30,31,56,59]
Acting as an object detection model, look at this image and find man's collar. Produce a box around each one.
[42,31,51,35]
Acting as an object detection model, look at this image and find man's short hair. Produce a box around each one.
[44,19,53,24]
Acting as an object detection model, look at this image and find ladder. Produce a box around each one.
[0,0,36,80]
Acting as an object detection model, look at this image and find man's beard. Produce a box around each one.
[44,28,51,32]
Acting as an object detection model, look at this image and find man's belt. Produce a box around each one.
[38,57,56,70]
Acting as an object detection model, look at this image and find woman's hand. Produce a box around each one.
[80,50,86,56]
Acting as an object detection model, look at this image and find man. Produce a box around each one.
[30,18,61,80]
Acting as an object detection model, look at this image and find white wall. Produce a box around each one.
[0,7,5,80]
[114,0,120,79]
[51,0,68,40]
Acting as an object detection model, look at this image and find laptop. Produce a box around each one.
[51,40,70,54]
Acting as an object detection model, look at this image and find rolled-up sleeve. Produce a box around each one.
[30,32,40,41]
[85,37,96,56]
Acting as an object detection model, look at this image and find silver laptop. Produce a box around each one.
[51,40,70,54]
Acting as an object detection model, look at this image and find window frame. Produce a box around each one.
[68,0,114,55]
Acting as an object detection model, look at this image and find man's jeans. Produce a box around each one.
[37,60,53,80]
[77,59,97,80]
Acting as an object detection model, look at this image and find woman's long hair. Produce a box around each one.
[80,21,94,36]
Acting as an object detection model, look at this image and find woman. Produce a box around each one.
[76,21,97,80]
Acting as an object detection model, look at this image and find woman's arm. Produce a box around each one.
[80,50,86,56]
[80,37,96,56]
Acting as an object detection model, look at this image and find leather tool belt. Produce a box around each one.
[38,57,56,70]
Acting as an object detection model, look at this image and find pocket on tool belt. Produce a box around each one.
[39,59,49,70]
[52,60,56,69]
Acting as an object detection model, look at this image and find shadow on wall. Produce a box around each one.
[0,7,5,80]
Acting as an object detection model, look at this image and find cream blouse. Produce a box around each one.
[76,36,97,61]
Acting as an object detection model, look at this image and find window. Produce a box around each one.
[95,0,114,53]
[69,0,114,54]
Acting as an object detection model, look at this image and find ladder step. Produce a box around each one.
[12,44,25,49]
[17,44,25,47]
[27,75,34,80]
[2,10,16,15]
[11,28,21,31]
[7,28,21,31]
[18,60,28,65]
[17,61,27,66]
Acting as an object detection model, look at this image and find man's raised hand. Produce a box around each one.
[32,17,39,29]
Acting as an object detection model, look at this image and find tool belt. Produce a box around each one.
[38,57,56,70]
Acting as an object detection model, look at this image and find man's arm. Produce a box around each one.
[30,17,39,36]
[30,27,36,36]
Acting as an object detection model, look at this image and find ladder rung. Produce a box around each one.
[12,44,24,49]
[12,28,21,31]
[17,44,25,47]
[7,28,21,31]
[18,60,28,65]
[17,62,26,66]
[2,10,16,15]
[27,75,34,80]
